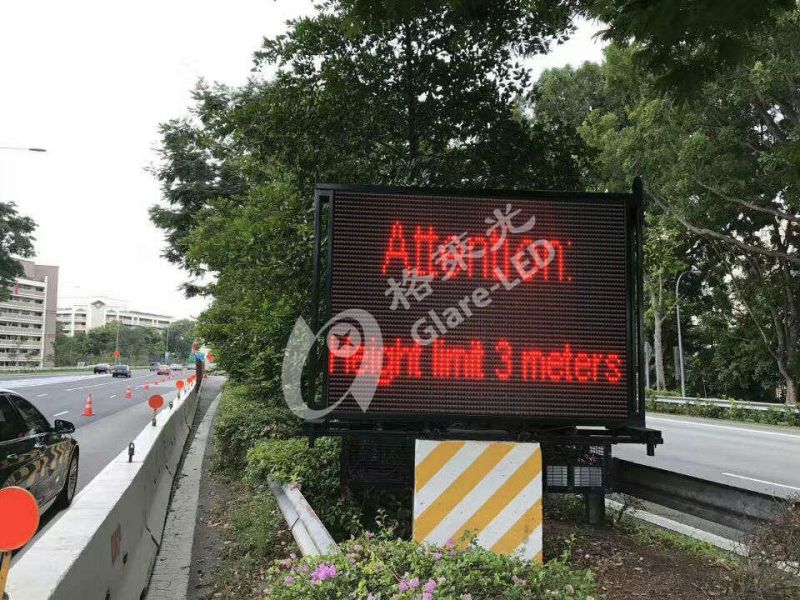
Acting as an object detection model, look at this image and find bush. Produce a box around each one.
[214,383,298,470]
[733,501,800,599]
[245,437,364,539]
[263,535,597,599]
[646,398,799,427]
[229,488,290,564]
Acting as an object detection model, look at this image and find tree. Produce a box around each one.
[54,323,181,367]
[165,319,196,361]
[0,202,36,299]
[150,0,590,395]
[373,0,795,90]
[576,12,800,404]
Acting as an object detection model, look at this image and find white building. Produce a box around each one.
[57,298,174,337]
[0,260,59,368]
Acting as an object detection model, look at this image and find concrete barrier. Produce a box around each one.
[6,378,203,600]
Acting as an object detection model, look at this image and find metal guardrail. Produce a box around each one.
[652,395,799,414]
[611,458,793,533]
[269,482,339,556]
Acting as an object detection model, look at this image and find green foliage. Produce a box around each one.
[165,318,196,361]
[563,11,800,404]
[245,436,364,539]
[586,0,794,91]
[245,437,343,502]
[0,202,36,301]
[646,399,799,427]
[214,383,298,470]
[263,535,596,599]
[54,321,193,366]
[228,487,287,564]
[622,520,736,564]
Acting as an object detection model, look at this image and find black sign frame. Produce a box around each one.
[309,180,646,432]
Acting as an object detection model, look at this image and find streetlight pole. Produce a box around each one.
[675,268,698,397]
[164,322,170,363]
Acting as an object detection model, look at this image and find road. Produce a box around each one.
[616,413,800,499]
[2,369,192,494]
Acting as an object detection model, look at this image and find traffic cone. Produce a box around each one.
[145,380,150,391]
[126,386,132,399]
[82,393,95,417]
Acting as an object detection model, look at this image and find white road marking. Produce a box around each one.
[109,395,117,399]
[722,472,800,492]
[53,411,68,417]
[649,416,800,439]
[36,393,48,397]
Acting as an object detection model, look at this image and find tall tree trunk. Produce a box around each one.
[649,285,666,389]
[777,362,798,406]
[786,377,797,407]
[653,309,666,389]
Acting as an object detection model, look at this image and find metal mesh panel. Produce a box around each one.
[543,444,609,492]
[341,436,414,488]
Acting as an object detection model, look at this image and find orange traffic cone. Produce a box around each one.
[125,386,132,399]
[82,393,95,416]
[145,380,150,391]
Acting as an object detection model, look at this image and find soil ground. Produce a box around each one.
[187,435,295,600]
[545,520,737,599]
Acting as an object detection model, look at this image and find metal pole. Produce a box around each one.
[675,271,688,397]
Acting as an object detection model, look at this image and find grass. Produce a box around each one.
[547,492,740,564]
[621,519,739,564]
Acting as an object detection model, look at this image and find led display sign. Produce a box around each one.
[321,186,642,426]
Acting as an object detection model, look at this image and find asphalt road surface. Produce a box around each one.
[2,369,193,493]
[5,369,194,562]
[616,413,800,499]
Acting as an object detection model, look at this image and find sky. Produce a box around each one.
[0,2,605,320]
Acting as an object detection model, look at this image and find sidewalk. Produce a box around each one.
[145,376,224,600]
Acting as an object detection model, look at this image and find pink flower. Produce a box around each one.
[423,594,433,600]
[353,543,363,552]
[424,579,437,594]
[367,595,377,600]
[445,538,455,548]
[364,531,374,540]
[398,576,420,592]
[432,552,442,561]
[512,575,525,586]
[311,563,338,584]
[283,575,295,586]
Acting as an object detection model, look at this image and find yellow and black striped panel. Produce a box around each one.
[413,440,543,562]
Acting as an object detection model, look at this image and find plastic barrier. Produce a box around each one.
[6,376,203,599]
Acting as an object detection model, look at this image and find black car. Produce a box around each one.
[93,363,111,374]
[112,364,132,378]
[0,390,79,513]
